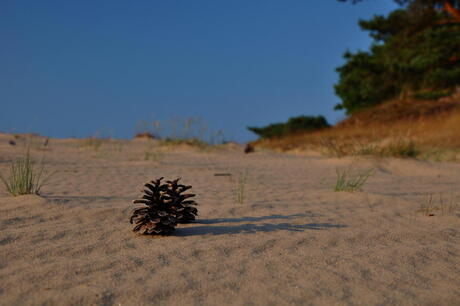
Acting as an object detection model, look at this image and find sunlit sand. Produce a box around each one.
[1,133,459,305]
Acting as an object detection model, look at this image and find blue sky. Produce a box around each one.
[1,0,398,142]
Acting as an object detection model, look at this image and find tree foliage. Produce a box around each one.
[247,115,330,139]
[335,0,460,114]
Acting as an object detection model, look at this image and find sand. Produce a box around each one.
[0,134,459,305]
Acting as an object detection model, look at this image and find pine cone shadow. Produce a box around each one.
[175,221,346,236]
[194,213,316,225]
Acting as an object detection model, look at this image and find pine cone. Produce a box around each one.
[130,177,198,235]
[165,178,198,223]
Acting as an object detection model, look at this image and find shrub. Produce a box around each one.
[248,115,330,139]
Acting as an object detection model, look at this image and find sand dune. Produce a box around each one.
[0,134,459,305]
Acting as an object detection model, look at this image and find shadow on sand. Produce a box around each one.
[176,214,346,236]
[193,213,316,225]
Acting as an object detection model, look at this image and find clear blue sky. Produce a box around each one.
[1,0,398,143]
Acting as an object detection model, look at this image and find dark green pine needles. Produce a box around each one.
[130,177,198,235]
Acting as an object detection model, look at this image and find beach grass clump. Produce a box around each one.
[334,167,373,192]
[235,170,248,204]
[0,150,45,196]
[130,177,198,235]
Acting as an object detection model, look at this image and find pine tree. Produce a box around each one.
[335,0,460,114]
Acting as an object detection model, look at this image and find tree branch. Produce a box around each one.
[444,0,460,22]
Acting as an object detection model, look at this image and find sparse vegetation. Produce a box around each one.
[252,93,460,157]
[320,137,420,158]
[113,141,123,153]
[419,194,438,216]
[320,138,355,158]
[334,167,373,192]
[0,150,45,196]
[135,117,226,149]
[144,150,164,163]
[134,119,162,139]
[419,193,459,216]
[26,136,51,151]
[160,137,209,148]
[235,170,248,204]
[81,135,105,151]
[379,139,420,158]
[421,149,459,162]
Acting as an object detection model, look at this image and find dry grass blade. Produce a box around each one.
[419,194,438,216]
[81,134,105,151]
[419,192,459,216]
[235,170,248,204]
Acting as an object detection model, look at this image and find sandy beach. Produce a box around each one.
[1,134,459,305]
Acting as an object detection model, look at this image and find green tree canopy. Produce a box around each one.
[335,0,460,114]
[247,115,330,139]
[339,0,459,18]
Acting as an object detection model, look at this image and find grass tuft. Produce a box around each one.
[419,193,459,216]
[235,170,248,204]
[0,150,45,196]
[334,167,373,192]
